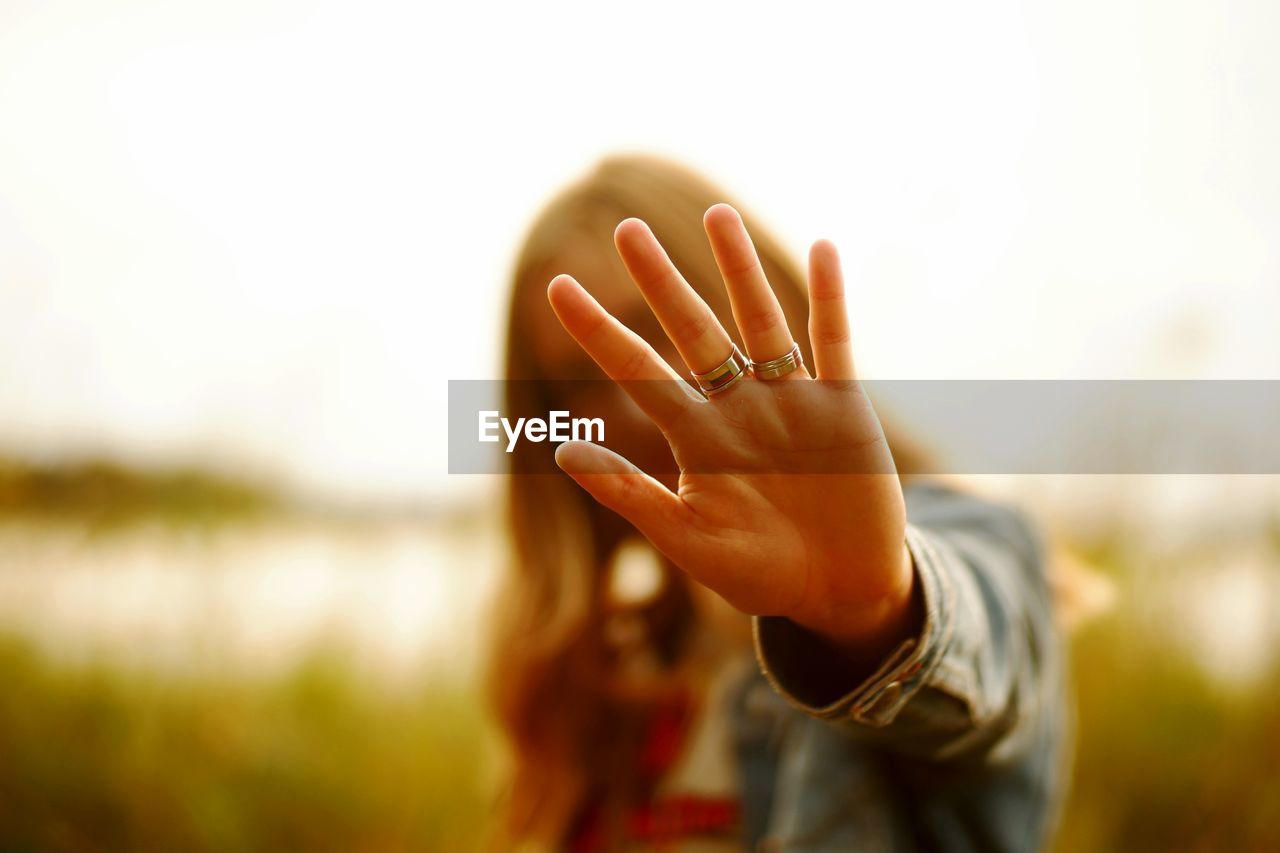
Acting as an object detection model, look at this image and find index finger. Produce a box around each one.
[547,274,704,431]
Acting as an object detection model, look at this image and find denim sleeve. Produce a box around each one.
[751,482,1061,764]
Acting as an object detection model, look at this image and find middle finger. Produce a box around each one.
[613,217,739,376]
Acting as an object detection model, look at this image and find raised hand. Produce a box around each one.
[546,204,917,658]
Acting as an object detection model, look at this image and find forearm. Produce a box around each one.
[753,484,1062,764]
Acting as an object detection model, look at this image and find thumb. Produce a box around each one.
[554,440,687,552]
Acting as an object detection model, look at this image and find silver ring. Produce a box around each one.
[692,343,748,397]
[750,343,804,380]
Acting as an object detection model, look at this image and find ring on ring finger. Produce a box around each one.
[750,343,804,381]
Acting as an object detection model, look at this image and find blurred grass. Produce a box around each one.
[0,636,492,852]
[2,456,1278,849]
[3,596,1278,851]
[1054,576,1280,851]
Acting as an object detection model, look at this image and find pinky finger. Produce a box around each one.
[807,239,857,381]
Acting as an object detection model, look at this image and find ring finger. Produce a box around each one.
[703,203,806,378]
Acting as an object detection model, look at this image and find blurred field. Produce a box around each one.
[0,458,499,850]
[1058,560,1280,850]
[0,638,490,851]
[0,461,1278,850]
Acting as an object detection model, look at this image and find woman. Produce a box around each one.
[489,154,1070,850]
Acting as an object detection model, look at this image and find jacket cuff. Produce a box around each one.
[751,523,957,727]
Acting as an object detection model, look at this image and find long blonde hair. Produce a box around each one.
[486,153,936,844]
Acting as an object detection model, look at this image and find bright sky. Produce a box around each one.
[1,0,1277,500]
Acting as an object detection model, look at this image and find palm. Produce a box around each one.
[672,381,905,630]
[548,205,913,647]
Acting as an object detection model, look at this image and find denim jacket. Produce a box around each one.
[730,482,1070,851]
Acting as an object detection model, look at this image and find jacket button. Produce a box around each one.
[864,680,904,723]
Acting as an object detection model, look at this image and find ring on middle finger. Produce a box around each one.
[692,343,748,397]
[749,343,804,380]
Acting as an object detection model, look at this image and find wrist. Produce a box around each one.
[801,540,921,667]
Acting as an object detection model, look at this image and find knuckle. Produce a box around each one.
[616,346,651,381]
[640,266,682,295]
[674,311,714,344]
[740,307,783,336]
[614,471,641,502]
[580,310,611,344]
[722,254,763,280]
[812,325,851,347]
[664,398,700,440]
